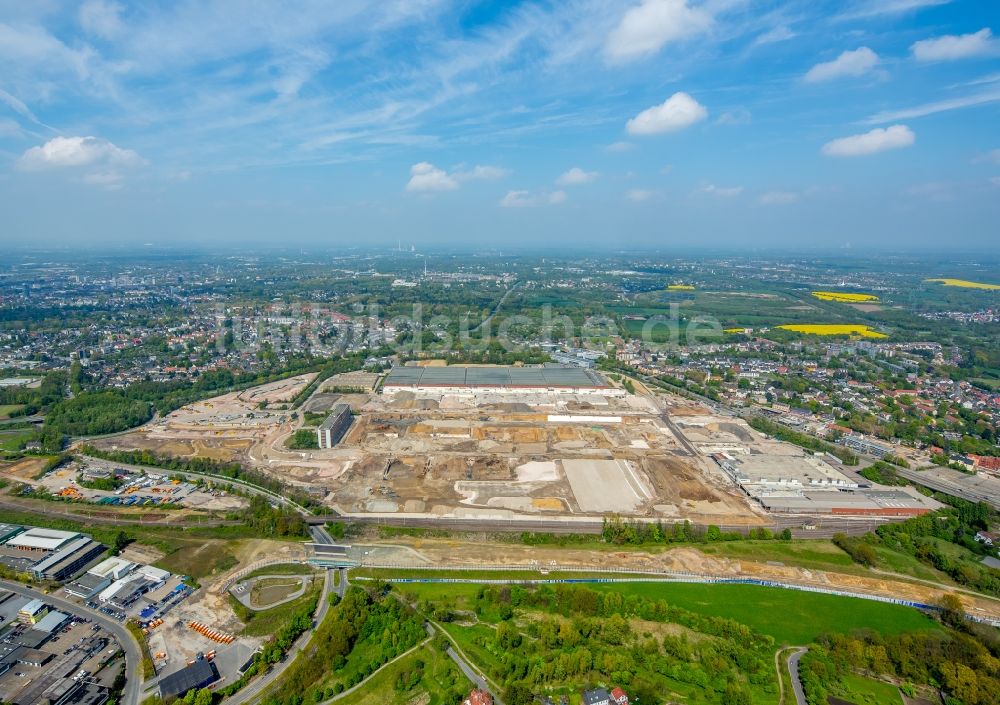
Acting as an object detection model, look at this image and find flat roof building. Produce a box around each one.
[759,489,940,516]
[317,403,353,449]
[87,556,136,581]
[31,537,105,582]
[0,523,24,544]
[383,364,616,395]
[18,598,48,624]
[159,660,219,700]
[32,609,70,633]
[5,527,81,552]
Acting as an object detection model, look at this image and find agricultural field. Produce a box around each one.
[810,291,879,303]
[925,278,1000,290]
[776,324,887,339]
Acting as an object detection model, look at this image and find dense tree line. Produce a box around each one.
[286,429,318,449]
[799,626,1000,705]
[441,583,771,705]
[80,445,323,513]
[0,370,66,413]
[44,391,153,437]
[288,353,367,409]
[242,495,308,538]
[602,515,792,545]
[858,461,908,486]
[261,586,426,705]
[833,501,1000,597]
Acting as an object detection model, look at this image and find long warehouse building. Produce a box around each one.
[382,364,621,395]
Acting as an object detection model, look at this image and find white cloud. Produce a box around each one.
[605,0,713,63]
[702,184,743,197]
[556,167,598,186]
[864,88,1000,123]
[605,141,634,153]
[753,25,796,47]
[406,162,507,191]
[458,165,509,181]
[837,0,952,21]
[822,125,915,156]
[18,136,143,171]
[405,162,458,192]
[627,189,653,202]
[982,149,1000,165]
[626,92,707,135]
[804,47,879,82]
[0,88,42,125]
[759,191,799,205]
[911,28,997,62]
[78,0,125,39]
[499,189,566,207]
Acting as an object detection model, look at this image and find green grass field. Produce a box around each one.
[589,583,939,644]
[833,674,903,705]
[236,577,321,637]
[157,540,239,579]
[331,643,469,705]
[0,404,25,419]
[0,428,35,451]
[700,539,856,568]
[241,563,313,580]
[384,578,940,645]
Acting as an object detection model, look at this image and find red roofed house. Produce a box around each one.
[611,687,630,705]
[463,689,493,705]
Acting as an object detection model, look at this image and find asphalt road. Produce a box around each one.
[896,467,1000,510]
[226,526,338,705]
[0,579,144,705]
[787,648,809,705]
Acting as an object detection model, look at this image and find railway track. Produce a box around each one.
[305,513,892,538]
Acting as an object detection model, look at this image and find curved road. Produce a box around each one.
[0,579,143,705]
[225,524,339,705]
[787,648,809,705]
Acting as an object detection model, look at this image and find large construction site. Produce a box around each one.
[89,363,939,529]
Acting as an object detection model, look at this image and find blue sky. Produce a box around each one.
[1,0,998,250]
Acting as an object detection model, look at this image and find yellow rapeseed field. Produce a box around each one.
[811,291,880,303]
[667,284,696,290]
[777,324,887,339]
[925,278,1000,290]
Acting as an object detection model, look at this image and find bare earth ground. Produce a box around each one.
[362,537,1000,621]
[92,379,762,525]
[0,456,49,481]
[145,538,305,676]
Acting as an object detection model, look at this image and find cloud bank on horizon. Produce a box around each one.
[0,0,997,248]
